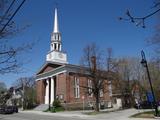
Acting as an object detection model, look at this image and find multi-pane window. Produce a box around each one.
[99,80,103,97]
[100,89,103,97]
[88,79,93,97]
[108,81,112,96]
[74,77,80,98]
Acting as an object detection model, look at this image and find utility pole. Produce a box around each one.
[21,79,25,110]
[141,50,159,117]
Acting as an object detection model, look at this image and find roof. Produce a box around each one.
[36,62,116,81]
[36,63,89,80]
[36,61,65,75]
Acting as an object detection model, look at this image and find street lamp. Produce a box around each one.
[141,50,159,117]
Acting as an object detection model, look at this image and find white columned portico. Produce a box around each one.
[45,77,55,104]
[45,79,49,104]
[51,77,54,104]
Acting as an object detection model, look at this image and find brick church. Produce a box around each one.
[35,8,118,110]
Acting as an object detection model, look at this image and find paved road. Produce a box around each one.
[0,109,155,120]
[0,112,87,120]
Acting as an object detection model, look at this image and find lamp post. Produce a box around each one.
[140,50,159,116]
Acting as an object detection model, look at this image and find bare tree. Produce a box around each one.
[80,43,114,112]
[111,57,147,107]
[106,48,113,71]
[119,1,160,28]
[119,1,160,57]
[13,76,36,109]
[0,0,32,74]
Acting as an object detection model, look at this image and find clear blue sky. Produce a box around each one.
[0,0,157,87]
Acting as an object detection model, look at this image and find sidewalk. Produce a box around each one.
[19,110,90,118]
[19,107,118,118]
[19,108,155,120]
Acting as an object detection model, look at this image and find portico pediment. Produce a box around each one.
[36,62,64,75]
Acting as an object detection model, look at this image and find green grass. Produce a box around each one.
[43,107,65,113]
[53,107,65,112]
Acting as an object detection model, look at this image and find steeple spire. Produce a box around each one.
[50,7,61,52]
[46,7,68,64]
[53,8,59,33]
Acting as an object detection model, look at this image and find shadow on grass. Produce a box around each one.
[130,111,155,118]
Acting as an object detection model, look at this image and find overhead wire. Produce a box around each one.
[0,0,26,34]
[0,0,16,24]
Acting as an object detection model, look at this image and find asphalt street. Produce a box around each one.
[0,109,155,120]
[0,112,87,120]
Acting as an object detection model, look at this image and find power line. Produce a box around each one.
[0,0,26,34]
[0,0,16,24]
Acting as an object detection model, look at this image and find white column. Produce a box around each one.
[60,44,62,51]
[45,79,49,104]
[51,77,54,104]
[51,43,53,51]
[56,43,58,51]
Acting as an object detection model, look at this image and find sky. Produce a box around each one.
[0,0,158,87]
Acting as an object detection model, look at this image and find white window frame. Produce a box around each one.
[88,79,93,97]
[100,89,103,97]
[99,79,103,97]
[74,77,80,98]
[108,80,112,97]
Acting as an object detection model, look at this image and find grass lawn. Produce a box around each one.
[43,107,65,113]
[130,111,159,118]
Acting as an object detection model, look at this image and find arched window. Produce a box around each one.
[54,43,56,50]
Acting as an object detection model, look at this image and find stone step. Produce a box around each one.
[34,104,49,111]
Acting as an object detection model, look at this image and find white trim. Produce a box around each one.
[100,89,104,97]
[35,70,66,81]
[45,79,49,104]
[36,61,64,75]
[51,77,54,104]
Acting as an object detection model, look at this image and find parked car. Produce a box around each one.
[0,106,5,114]
[134,101,153,109]
[0,106,18,114]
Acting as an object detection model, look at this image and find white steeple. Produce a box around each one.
[46,7,68,64]
[50,8,61,52]
[53,8,59,33]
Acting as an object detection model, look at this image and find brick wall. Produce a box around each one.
[36,71,112,109]
[56,73,67,102]
[63,74,111,109]
[36,80,45,104]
